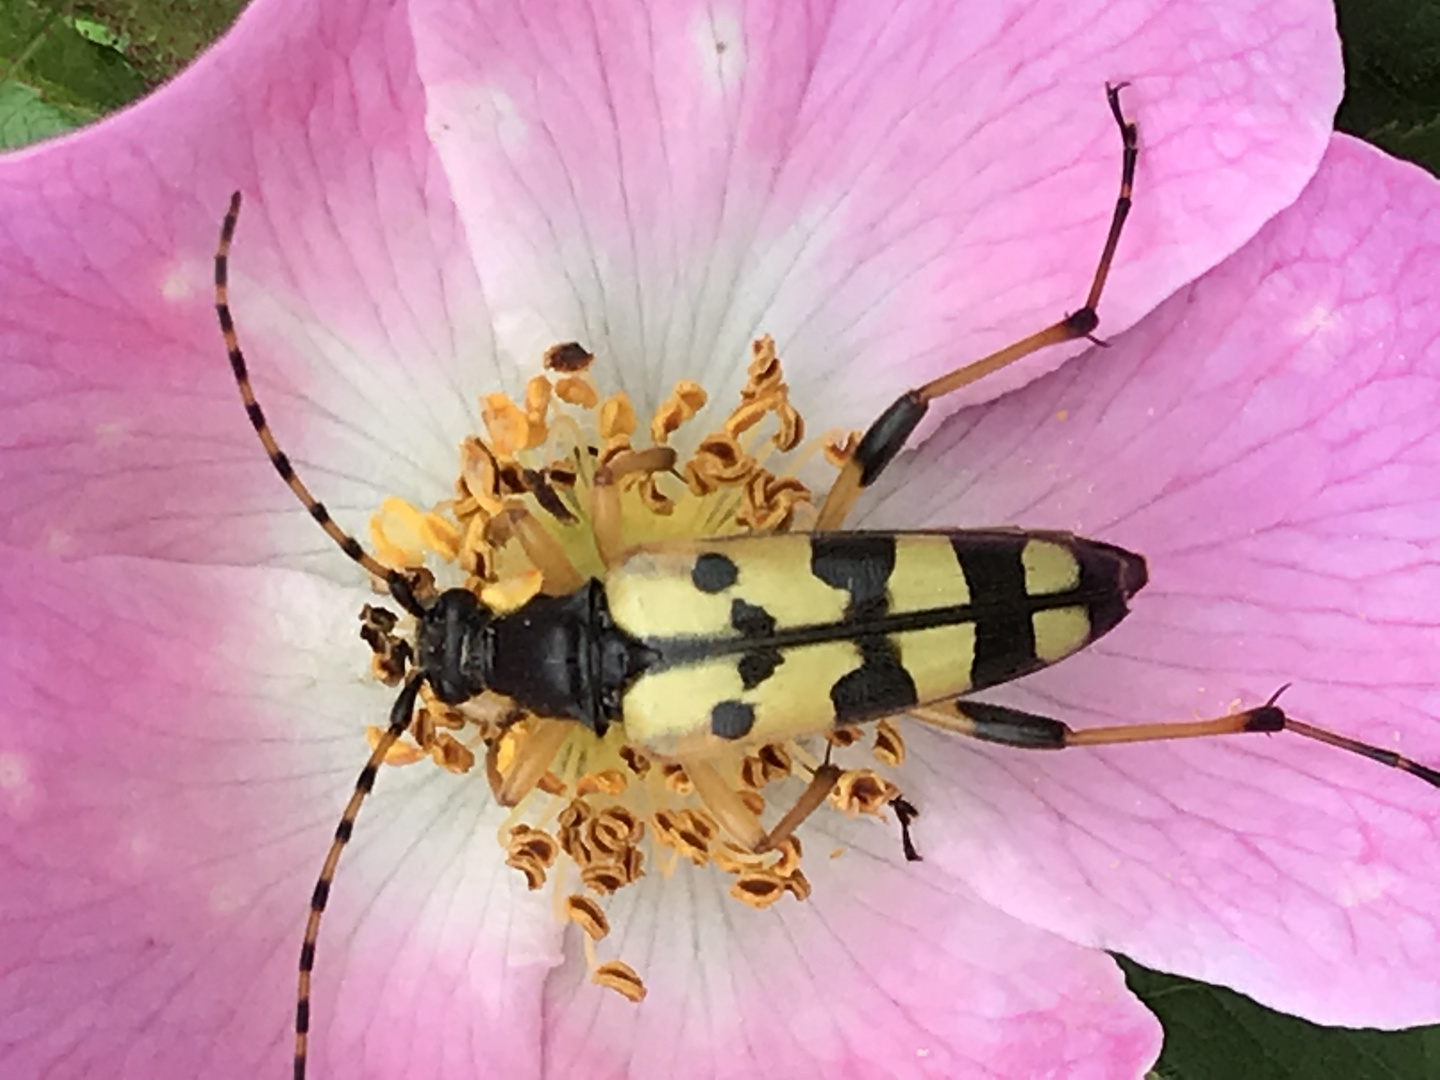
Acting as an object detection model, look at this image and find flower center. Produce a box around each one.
[360,337,913,999]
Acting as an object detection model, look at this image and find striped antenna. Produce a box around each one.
[214,193,419,613]
[215,194,431,1078]
[293,672,425,1080]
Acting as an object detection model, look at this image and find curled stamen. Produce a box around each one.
[360,336,898,1007]
[566,894,610,940]
[873,719,905,767]
[593,960,647,1002]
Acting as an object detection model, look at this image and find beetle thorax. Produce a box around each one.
[416,588,493,705]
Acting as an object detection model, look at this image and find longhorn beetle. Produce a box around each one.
[212,86,1440,1080]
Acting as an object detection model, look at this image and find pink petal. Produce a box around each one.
[413,0,1342,417]
[0,546,557,1079]
[0,0,498,576]
[540,815,1158,1080]
[0,0,1339,571]
[867,137,1440,1028]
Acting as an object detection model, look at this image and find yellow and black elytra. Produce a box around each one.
[214,85,1437,1080]
[603,530,1147,759]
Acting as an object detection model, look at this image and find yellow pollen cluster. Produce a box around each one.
[359,337,919,1001]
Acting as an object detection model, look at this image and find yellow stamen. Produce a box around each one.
[873,719,906,767]
[566,894,611,941]
[364,725,426,766]
[360,336,923,1005]
[592,960,647,1002]
[430,731,476,774]
[599,394,637,440]
[830,769,900,817]
[650,381,707,444]
[479,567,545,614]
[482,392,537,455]
[555,374,598,408]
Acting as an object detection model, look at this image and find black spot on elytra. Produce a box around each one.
[711,700,756,739]
[811,534,895,619]
[692,552,739,594]
[731,598,776,638]
[830,636,917,722]
[738,648,783,689]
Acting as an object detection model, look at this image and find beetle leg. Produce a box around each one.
[816,85,1138,530]
[682,756,845,853]
[488,505,585,594]
[910,696,1440,787]
[681,757,767,850]
[753,762,844,852]
[590,446,678,567]
[485,717,575,807]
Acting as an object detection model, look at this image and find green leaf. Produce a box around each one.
[62,0,248,90]
[1,0,147,135]
[67,15,129,53]
[0,78,81,148]
[1335,0,1440,175]
[1121,957,1440,1080]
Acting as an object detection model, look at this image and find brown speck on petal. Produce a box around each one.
[543,341,594,372]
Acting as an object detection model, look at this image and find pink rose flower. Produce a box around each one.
[4,2,1435,1078]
